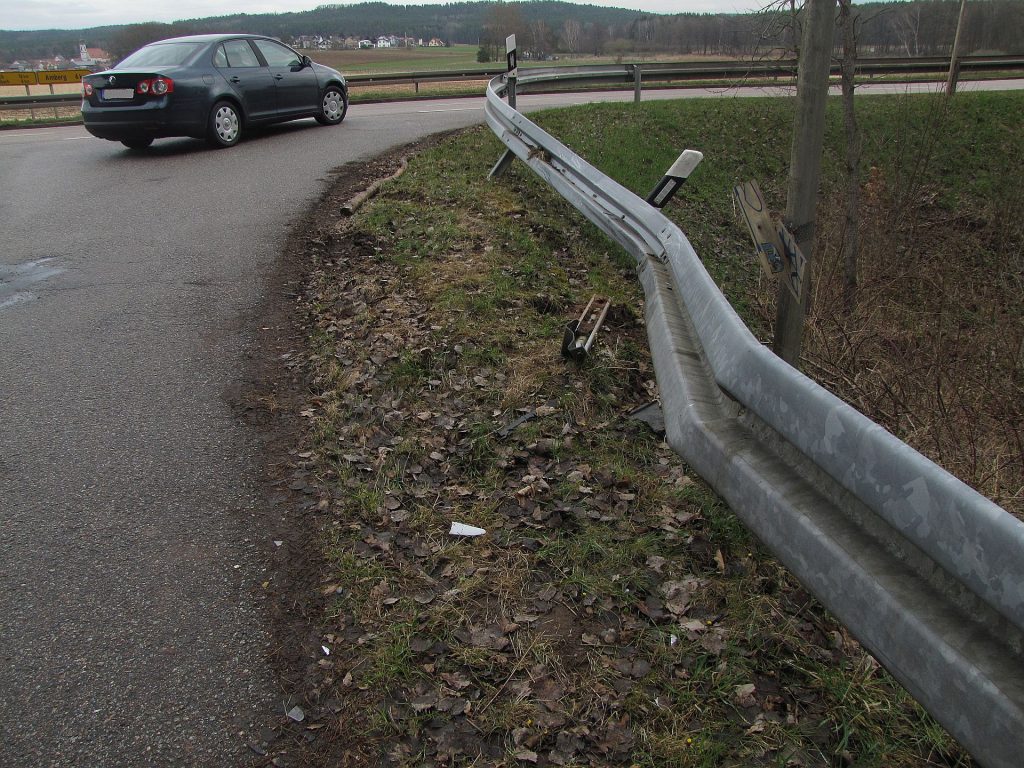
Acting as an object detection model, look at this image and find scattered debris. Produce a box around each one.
[449,522,486,537]
[627,401,665,435]
[497,410,537,438]
[341,157,409,215]
[253,136,962,767]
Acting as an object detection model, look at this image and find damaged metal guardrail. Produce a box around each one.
[484,68,1024,767]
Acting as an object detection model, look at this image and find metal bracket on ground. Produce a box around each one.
[561,296,610,361]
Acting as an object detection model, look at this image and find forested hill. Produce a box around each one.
[3,0,1022,63]
[195,2,638,43]
[3,2,639,59]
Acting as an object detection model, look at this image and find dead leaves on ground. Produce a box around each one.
[261,153,939,767]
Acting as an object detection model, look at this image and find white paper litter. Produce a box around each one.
[449,522,486,537]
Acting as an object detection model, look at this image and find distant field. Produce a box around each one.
[310,44,733,74]
[311,44,483,73]
[0,47,731,98]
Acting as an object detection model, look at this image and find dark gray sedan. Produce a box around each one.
[81,34,348,149]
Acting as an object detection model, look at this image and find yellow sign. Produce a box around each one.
[37,69,90,85]
[0,71,37,86]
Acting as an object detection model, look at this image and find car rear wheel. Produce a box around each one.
[207,101,241,148]
[121,138,154,150]
[316,86,347,125]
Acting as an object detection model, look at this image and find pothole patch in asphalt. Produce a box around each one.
[0,257,64,310]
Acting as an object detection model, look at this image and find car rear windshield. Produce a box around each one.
[118,42,203,68]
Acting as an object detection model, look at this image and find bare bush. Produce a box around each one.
[784,96,1024,516]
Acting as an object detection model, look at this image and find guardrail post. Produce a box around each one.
[633,65,642,103]
[488,149,516,180]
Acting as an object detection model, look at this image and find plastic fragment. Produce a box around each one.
[449,522,486,537]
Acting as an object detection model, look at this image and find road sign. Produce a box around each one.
[734,180,785,278]
[0,71,37,86]
[506,34,517,78]
[37,69,90,85]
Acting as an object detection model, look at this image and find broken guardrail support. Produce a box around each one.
[561,296,610,361]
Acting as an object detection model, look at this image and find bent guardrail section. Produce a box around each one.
[484,69,1024,767]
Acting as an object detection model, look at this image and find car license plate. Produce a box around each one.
[101,88,135,100]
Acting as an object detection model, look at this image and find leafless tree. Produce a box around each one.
[482,3,525,61]
[561,19,582,54]
[528,20,552,59]
[894,3,923,56]
[838,0,861,309]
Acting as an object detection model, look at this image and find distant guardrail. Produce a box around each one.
[2,55,1022,112]
[483,65,1024,767]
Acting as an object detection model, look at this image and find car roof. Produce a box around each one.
[146,34,274,45]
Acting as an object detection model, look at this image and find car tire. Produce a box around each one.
[315,86,347,125]
[121,138,154,150]
[207,101,242,148]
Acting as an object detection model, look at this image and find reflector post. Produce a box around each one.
[645,149,703,209]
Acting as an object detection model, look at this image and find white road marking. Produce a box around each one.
[0,128,86,142]
[415,106,483,113]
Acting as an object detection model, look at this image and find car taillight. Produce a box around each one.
[83,82,93,96]
[136,77,174,96]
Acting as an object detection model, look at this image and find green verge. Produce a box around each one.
[534,90,1023,513]
[289,89,1023,766]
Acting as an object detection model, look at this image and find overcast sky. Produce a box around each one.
[8,0,768,33]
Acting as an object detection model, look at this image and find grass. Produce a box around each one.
[280,87,1020,765]
[530,91,1024,514]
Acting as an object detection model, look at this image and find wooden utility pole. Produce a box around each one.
[838,0,860,311]
[773,0,836,367]
[946,0,968,95]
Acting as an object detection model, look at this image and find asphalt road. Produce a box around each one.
[0,98,493,767]
[1,79,1020,766]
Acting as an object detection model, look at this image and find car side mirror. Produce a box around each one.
[301,55,312,68]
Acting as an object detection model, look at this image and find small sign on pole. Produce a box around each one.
[735,180,785,278]
[505,34,518,79]
[777,222,807,304]
[734,180,806,303]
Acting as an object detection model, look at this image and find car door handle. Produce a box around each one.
[273,74,284,80]
[229,76,241,83]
